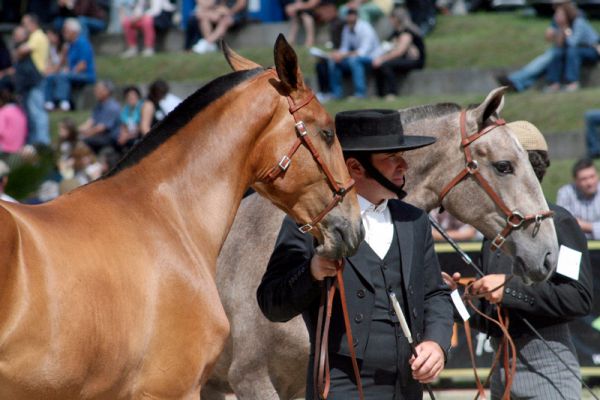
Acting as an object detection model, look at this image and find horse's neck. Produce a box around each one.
[403,116,462,213]
[103,85,277,265]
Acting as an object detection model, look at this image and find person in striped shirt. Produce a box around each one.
[556,158,600,239]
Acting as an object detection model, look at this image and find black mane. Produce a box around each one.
[104,67,264,178]
[399,103,461,125]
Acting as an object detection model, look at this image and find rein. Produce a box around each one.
[263,71,355,234]
[438,110,553,251]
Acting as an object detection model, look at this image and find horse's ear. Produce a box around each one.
[222,40,262,71]
[472,87,507,123]
[274,34,304,91]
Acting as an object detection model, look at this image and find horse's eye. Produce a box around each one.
[320,129,335,146]
[493,161,513,175]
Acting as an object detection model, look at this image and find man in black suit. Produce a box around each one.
[257,109,454,399]
[445,121,593,400]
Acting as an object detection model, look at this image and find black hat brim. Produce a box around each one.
[340,134,436,152]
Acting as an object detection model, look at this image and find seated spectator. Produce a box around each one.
[0,36,13,92]
[45,28,66,75]
[0,87,27,154]
[0,160,17,202]
[119,0,175,58]
[45,18,96,112]
[545,0,598,92]
[326,8,381,99]
[140,80,166,135]
[557,158,600,238]
[281,0,320,48]
[55,0,108,37]
[70,140,103,184]
[57,117,79,167]
[18,14,50,146]
[496,1,595,93]
[78,80,121,153]
[430,208,479,242]
[117,85,143,150]
[191,0,247,54]
[338,0,393,24]
[372,7,424,99]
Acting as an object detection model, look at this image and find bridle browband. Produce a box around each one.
[438,110,553,251]
[263,72,355,234]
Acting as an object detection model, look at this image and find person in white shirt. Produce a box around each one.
[328,8,382,99]
[258,109,453,399]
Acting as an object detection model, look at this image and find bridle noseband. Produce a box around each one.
[263,77,355,234]
[438,110,553,251]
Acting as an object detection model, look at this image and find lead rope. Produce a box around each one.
[314,260,364,400]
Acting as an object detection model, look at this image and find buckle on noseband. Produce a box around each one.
[507,211,525,229]
[299,223,313,233]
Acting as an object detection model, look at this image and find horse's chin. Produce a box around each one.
[316,217,364,259]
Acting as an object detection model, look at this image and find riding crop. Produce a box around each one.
[389,292,437,400]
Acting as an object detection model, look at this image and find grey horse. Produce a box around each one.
[201,86,559,399]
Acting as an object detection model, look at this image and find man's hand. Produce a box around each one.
[469,274,506,304]
[310,255,340,281]
[441,271,461,291]
[409,341,445,383]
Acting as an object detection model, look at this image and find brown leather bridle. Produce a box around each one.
[263,76,355,234]
[438,110,553,251]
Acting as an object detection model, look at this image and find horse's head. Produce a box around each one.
[440,88,558,282]
[223,36,363,258]
[402,88,558,283]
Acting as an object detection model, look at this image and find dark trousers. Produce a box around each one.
[374,57,423,97]
[185,15,202,50]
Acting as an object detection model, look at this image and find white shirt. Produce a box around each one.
[358,194,394,259]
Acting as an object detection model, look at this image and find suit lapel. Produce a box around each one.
[390,202,413,290]
[345,241,375,290]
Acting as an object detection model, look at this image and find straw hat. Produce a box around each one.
[507,120,548,152]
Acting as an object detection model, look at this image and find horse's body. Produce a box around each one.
[0,38,362,399]
[202,88,560,399]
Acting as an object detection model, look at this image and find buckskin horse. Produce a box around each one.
[201,85,560,398]
[0,36,363,399]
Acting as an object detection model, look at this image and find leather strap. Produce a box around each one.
[263,70,355,233]
[314,261,364,400]
[438,110,553,251]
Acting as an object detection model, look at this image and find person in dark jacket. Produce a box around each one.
[257,109,454,400]
[444,120,593,400]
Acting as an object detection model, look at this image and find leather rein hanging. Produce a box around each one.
[438,110,553,251]
[263,71,355,234]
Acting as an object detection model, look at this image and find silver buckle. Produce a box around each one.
[466,160,478,174]
[298,223,313,233]
[491,233,506,250]
[295,121,308,136]
[507,210,525,228]
[278,156,291,171]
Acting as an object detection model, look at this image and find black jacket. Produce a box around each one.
[257,200,453,360]
[474,203,593,336]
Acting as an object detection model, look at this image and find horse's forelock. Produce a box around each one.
[399,103,461,125]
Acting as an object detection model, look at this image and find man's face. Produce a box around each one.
[346,13,358,28]
[94,83,109,101]
[575,166,599,197]
[370,151,407,188]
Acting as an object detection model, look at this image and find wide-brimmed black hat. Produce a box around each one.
[335,109,435,152]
